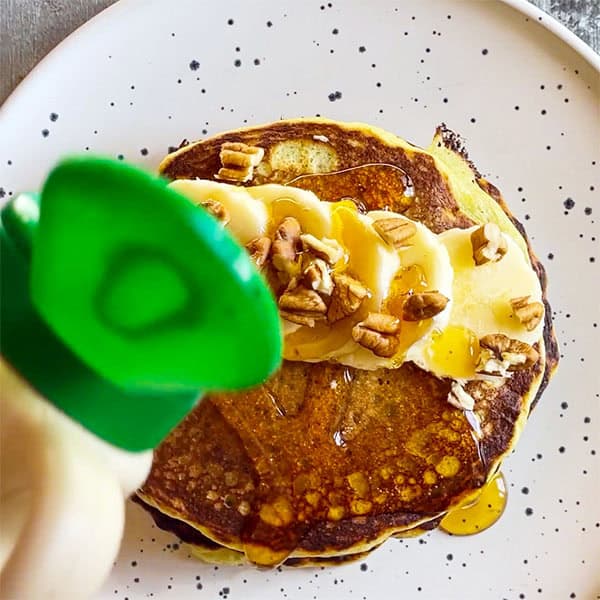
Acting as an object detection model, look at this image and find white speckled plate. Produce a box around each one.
[1,1,598,598]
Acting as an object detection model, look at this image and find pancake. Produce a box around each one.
[137,119,558,566]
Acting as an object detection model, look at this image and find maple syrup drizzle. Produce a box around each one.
[286,163,415,211]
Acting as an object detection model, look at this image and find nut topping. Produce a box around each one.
[510,296,544,331]
[300,234,344,265]
[303,258,334,296]
[279,284,327,328]
[327,273,370,323]
[215,142,264,183]
[245,236,271,268]
[447,381,475,411]
[470,223,508,265]
[402,291,449,321]
[280,310,325,328]
[476,333,539,376]
[271,217,302,275]
[200,199,230,224]
[360,312,401,335]
[352,313,400,358]
[373,217,417,248]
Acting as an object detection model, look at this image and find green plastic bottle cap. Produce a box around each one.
[1,157,282,451]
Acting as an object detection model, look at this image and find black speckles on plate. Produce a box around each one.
[0,3,595,599]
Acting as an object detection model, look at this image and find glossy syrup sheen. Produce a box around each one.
[439,471,507,535]
[425,325,480,379]
[287,163,414,213]
[385,265,430,357]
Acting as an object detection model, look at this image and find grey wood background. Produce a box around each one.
[0,0,598,105]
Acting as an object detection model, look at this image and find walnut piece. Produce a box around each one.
[470,223,508,265]
[327,273,370,323]
[200,199,230,224]
[271,217,302,275]
[245,236,271,268]
[447,381,475,411]
[476,333,539,376]
[352,313,400,358]
[215,142,264,183]
[373,217,417,248]
[402,291,449,321]
[510,296,544,331]
[279,284,327,328]
[303,258,334,296]
[300,234,344,265]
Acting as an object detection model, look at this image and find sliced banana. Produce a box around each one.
[169,179,268,245]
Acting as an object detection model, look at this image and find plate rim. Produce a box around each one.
[1,0,598,123]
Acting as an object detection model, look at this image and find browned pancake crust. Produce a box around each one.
[139,120,557,563]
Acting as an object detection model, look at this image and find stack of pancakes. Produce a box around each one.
[135,119,558,566]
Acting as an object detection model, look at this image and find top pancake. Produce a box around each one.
[138,119,558,566]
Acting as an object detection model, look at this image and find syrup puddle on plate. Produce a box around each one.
[439,471,507,535]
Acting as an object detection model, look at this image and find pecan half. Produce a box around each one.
[373,217,417,248]
[271,217,302,275]
[476,333,539,376]
[215,142,264,183]
[302,258,334,296]
[360,312,401,334]
[447,381,475,411]
[279,284,327,328]
[300,234,344,265]
[471,223,508,265]
[245,236,271,268]
[200,199,230,224]
[352,313,400,358]
[402,291,449,321]
[510,296,544,332]
[327,273,370,323]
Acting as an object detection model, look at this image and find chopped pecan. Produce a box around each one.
[471,223,508,265]
[360,312,401,334]
[402,291,449,321]
[303,258,334,296]
[327,273,370,323]
[245,236,271,268]
[510,296,544,331]
[271,217,302,274]
[200,199,230,224]
[280,310,325,327]
[352,315,399,358]
[476,333,539,376]
[279,284,327,328]
[215,142,264,183]
[447,381,475,411]
[300,234,344,265]
[373,217,417,248]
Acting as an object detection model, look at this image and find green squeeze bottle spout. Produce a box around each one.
[0,157,282,599]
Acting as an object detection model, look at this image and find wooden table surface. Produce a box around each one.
[1,0,598,105]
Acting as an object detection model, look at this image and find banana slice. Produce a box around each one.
[169,179,268,245]
[246,184,332,239]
